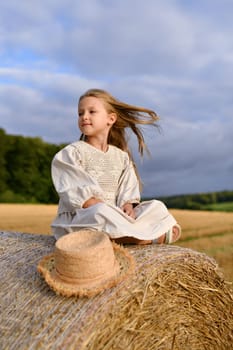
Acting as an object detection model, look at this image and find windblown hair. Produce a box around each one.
[78,88,160,187]
[79,89,159,155]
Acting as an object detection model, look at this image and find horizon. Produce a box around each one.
[1,128,232,198]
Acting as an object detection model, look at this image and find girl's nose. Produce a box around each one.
[83,111,88,120]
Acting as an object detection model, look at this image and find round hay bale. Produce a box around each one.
[79,245,233,350]
[0,232,232,350]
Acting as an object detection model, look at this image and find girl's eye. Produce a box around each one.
[78,111,83,117]
[90,110,96,114]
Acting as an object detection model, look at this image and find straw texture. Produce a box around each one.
[0,231,232,350]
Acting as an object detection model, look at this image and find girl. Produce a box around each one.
[51,89,181,244]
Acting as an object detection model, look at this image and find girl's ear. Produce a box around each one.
[108,113,117,125]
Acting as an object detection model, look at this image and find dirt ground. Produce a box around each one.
[1,204,232,282]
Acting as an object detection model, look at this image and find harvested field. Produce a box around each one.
[0,203,57,234]
[173,209,233,239]
[0,204,233,282]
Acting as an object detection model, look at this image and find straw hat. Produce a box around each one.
[37,230,135,297]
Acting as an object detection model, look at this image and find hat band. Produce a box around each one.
[55,260,120,286]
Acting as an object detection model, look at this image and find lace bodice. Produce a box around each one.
[76,141,127,205]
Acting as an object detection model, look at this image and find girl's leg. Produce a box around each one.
[112,237,152,245]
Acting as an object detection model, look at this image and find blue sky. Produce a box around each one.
[0,0,233,197]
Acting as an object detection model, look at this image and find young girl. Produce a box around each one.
[51,89,181,245]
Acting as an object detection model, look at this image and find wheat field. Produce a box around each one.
[0,204,232,282]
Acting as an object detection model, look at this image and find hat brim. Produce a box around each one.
[37,242,135,298]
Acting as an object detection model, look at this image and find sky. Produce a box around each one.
[0,0,233,198]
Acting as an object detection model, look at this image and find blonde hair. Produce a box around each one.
[78,88,160,187]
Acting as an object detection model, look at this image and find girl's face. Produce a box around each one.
[78,97,116,138]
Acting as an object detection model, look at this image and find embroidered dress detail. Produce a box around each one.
[78,142,125,205]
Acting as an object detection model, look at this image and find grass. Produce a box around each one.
[203,201,233,212]
[0,204,233,282]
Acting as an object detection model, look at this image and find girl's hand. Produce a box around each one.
[121,203,135,219]
[82,197,103,208]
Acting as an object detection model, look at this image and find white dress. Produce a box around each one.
[51,141,177,240]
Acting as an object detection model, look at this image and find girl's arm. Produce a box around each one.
[82,197,103,208]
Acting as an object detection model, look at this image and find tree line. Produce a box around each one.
[156,191,233,210]
[0,129,63,203]
[1,129,233,208]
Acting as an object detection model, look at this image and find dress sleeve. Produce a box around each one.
[51,145,104,210]
[116,155,141,208]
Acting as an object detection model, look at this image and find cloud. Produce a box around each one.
[1,0,232,76]
[0,67,103,142]
[0,0,233,196]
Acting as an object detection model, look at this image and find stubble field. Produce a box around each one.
[0,204,232,282]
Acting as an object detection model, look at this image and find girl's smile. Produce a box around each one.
[81,122,92,126]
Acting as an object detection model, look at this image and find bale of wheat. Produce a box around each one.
[0,231,232,350]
